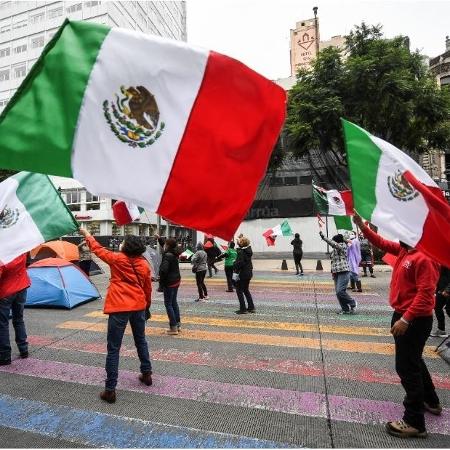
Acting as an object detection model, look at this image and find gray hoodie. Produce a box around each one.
[191,244,207,272]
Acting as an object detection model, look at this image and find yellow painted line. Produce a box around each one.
[57,320,438,358]
[85,311,390,336]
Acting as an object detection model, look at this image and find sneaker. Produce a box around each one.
[247,309,256,313]
[430,329,448,338]
[177,326,181,333]
[204,296,209,300]
[424,402,442,416]
[139,372,153,386]
[226,289,234,292]
[0,359,11,366]
[100,390,116,404]
[299,273,304,276]
[385,420,427,438]
[370,274,376,278]
[167,328,178,335]
[337,310,351,315]
[195,298,203,302]
[20,351,29,359]
[235,310,248,315]
[362,274,368,277]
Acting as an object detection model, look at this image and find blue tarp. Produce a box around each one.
[26,262,100,309]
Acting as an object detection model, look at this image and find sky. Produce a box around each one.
[186,0,450,80]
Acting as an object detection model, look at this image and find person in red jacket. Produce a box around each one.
[79,228,152,404]
[353,214,441,439]
[0,253,31,365]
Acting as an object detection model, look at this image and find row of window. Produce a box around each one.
[0,1,101,34]
[0,98,9,108]
[269,175,313,187]
[0,61,36,82]
[0,34,50,60]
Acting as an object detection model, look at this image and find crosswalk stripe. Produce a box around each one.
[56,320,439,358]
[85,311,391,336]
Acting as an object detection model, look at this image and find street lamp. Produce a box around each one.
[313,6,319,57]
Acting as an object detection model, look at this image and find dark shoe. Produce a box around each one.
[100,390,116,403]
[0,359,11,366]
[299,273,304,276]
[226,289,234,292]
[385,420,427,438]
[139,372,153,386]
[356,280,362,292]
[362,274,368,277]
[337,310,351,315]
[349,279,356,290]
[214,268,218,274]
[235,310,248,315]
[247,308,256,313]
[370,274,376,278]
[20,351,29,359]
[424,402,442,416]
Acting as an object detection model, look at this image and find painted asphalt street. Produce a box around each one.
[0,261,448,448]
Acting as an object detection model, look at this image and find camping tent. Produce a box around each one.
[26,258,100,309]
[31,241,79,262]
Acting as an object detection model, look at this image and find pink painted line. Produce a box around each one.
[0,358,448,435]
[27,336,450,390]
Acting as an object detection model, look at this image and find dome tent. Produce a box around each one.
[26,258,100,309]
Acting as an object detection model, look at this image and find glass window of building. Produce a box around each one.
[13,65,26,79]
[31,35,44,49]
[87,221,100,235]
[0,98,9,108]
[0,25,11,34]
[269,177,284,187]
[0,47,10,58]
[14,44,27,54]
[0,68,10,81]
[30,12,45,25]
[85,1,100,7]
[284,176,298,186]
[47,7,63,19]
[13,20,27,30]
[65,189,81,204]
[66,3,82,14]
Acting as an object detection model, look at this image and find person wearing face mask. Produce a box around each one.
[319,231,357,314]
[353,214,441,439]
[79,229,152,404]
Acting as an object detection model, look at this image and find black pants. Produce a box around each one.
[434,293,450,331]
[293,252,303,274]
[195,270,208,299]
[225,266,234,291]
[391,312,440,431]
[236,279,255,311]
[207,261,218,277]
[79,260,91,276]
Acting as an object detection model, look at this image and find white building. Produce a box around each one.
[0,1,189,238]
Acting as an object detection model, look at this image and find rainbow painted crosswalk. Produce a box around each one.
[0,269,448,448]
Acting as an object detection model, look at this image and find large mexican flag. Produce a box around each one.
[0,172,78,264]
[0,20,286,240]
[343,119,450,266]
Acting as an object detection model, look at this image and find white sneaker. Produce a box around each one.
[204,296,209,300]
[430,329,448,337]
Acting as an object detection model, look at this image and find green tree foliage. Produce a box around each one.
[285,23,450,165]
[0,169,15,182]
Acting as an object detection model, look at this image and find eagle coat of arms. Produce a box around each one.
[0,206,19,229]
[103,85,165,148]
[387,170,419,202]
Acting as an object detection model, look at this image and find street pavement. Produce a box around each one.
[0,259,449,448]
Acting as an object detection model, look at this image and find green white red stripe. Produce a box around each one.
[312,185,353,216]
[112,200,143,226]
[0,172,78,264]
[262,220,292,246]
[0,20,285,240]
[343,119,450,266]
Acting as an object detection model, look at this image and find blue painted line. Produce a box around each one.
[0,394,293,448]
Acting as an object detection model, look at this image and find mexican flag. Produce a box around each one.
[0,20,285,241]
[343,119,450,267]
[112,200,144,226]
[262,220,293,246]
[180,249,194,259]
[0,172,78,264]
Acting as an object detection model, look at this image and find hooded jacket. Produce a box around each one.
[191,249,207,272]
[233,246,253,280]
[86,236,151,314]
[159,250,181,288]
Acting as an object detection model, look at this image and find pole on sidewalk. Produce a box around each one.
[325,215,330,254]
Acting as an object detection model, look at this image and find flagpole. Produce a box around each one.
[325,215,330,254]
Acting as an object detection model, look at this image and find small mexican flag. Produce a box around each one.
[0,20,285,241]
[112,200,144,226]
[343,119,450,267]
[180,249,194,259]
[262,220,293,246]
[0,172,78,264]
[312,185,353,216]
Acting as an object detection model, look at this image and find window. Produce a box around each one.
[47,7,63,19]
[0,98,9,108]
[31,36,44,49]
[0,47,10,58]
[14,65,26,78]
[30,12,45,25]
[0,25,11,34]
[13,20,27,30]
[85,1,100,7]
[87,221,100,235]
[269,177,284,187]
[66,3,82,14]
[86,192,99,202]
[65,189,81,204]
[284,176,298,186]
[68,204,80,212]
[14,44,27,54]
[299,176,312,185]
[0,69,10,81]
[47,30,56,40]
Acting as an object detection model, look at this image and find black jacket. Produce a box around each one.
[159,251,181,288]
[233,246,253,280]
[437,266,450,294]
[291,238,303,254]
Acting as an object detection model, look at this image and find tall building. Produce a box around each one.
[430,35,450,87]
[0,1,188,238]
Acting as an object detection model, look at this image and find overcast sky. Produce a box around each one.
[186,0,450,80]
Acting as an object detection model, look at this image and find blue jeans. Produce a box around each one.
[0,289,28,361]
[334,272,356,312]
[350,271,360,283]
[105,311,151,391]
[163,286,180,328]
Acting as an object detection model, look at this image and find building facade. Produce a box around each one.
[0,0,186,111]
[0,1,188,238]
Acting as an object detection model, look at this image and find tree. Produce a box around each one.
[0,169,15,183]
[285,23,450,183]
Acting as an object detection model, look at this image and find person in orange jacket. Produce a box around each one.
[79,228,152,404]
[0,253,31,365]
[353,214,441,439]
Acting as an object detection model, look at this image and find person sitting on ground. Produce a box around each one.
[319,231,357,314]
[79,229,152,404]
[353,213,441,439]
[191,242,208,302]
[290,233,304,276]
[159,238,182,335]
[233,237,255,314]
[0,253,30,366]
[217,241,238,292]
[430,266,450,338]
